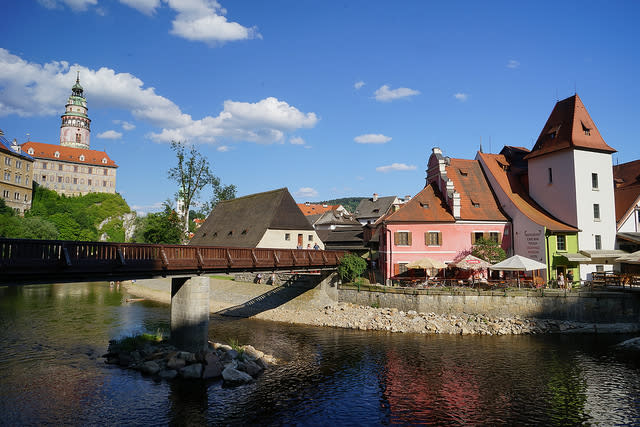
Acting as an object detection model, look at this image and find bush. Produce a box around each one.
[337,253,367,283]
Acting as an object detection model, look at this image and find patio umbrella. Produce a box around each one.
[453,254,492,270]
[489,255,547,287]
[407,257,447,270]
[616,250,640,265]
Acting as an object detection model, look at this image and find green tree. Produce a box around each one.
[134,202,183,244]
[168,141,214,237]
[471,237,507,263]
[337,253,367,283]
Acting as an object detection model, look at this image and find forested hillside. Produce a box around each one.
[315,197,364,213]
[0,185,132,241]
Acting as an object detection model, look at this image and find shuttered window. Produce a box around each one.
[425,231,442,246]
[394,231,411,246]
[471,232,501,244]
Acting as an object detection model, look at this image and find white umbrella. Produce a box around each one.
[407,257,447,270]
[453,254,492,270]
[489,255,547,271]
[616,250,640,265]
[489,254,547,288]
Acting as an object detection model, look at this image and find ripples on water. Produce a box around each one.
[1,283,639,426]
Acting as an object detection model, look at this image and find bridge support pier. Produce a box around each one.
[170,276,210,352]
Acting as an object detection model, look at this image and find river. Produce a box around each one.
[1,282,639,425]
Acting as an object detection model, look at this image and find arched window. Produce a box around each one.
[54,151,60,158]
[28,148,34,155]
[79,155,85,161]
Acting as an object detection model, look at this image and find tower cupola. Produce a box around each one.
[60,71,91,150]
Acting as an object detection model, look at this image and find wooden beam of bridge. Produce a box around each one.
[0,238,347,285]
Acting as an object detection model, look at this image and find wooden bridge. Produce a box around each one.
[0,238,347,285]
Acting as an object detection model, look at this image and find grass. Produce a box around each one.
[210,275,235,281]
[227,337,245,356]
[110,330,165,352]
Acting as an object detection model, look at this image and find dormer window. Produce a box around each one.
[28,148,34,155]
[459,168,468,176]
[582,122,591,136]
[420,202,429,208]
[54,151,60,158]
[79,155,85,161]
[471,199,480,208]
[102,158,107,164]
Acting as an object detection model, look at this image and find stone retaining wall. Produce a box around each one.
[337,287,640,323]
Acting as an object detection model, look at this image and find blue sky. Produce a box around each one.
[1,1,639,214]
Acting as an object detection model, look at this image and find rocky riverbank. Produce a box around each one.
[103,338,277,385]
[256,302,640,335]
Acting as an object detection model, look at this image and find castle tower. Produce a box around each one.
[60,72,91,149]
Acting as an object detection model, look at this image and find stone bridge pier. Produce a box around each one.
[170,276,210,352]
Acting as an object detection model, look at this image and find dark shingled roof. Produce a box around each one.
[190,188,313,247]
[317,226,367,251]
[525,94,616,160]
[355,196,396,221]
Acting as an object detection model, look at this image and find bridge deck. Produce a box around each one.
[0,238,347,284]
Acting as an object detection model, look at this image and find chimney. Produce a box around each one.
[373,193,378,202]
[305,202,310,206]
[405,195,411,201]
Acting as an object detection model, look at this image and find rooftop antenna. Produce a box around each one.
[574,81,577,95]
[26,133,30,142]
[479,136,483,153]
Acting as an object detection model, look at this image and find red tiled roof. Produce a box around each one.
[525,94,616,160]
[20,141,118,167]
[445,158,508,221]
[385,183,455,223]
[477,152,578,232]
[613,159,640,224]
[297,203,339,216]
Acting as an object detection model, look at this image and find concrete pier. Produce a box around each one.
[170,276,210,352]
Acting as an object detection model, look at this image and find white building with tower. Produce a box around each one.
[21,74,117,196]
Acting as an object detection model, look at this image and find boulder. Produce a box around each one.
[202,352,224,379]
[177,351,196,363]
[242,345,264,361]
[238,360,263,377]
[220,349,238,362]
[180,363,203,379]
[166,356,186,370]
[141,361,161,375]
[222,366,253,385]
[157,369,178,380]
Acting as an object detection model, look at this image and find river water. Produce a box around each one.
[1,282,639,426]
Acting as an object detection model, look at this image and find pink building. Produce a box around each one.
[378,148,511,283]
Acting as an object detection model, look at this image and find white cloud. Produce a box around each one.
[0,49,318,145]
[376,163,416,173]
[290,136,305,145]
[354,133,391,144]
[507,59,520,69]
[217,145,230,152]
[453,92,468,102]
[167,0,260,45]
[354,81,365,90]
[97,130,123,139]
[113,119,136,130]
[374,85,420,102]
[38,0,97,10]
[295,187,318,198]
[118,0,160,15]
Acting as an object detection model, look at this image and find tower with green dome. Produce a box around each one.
[60,72,91,149]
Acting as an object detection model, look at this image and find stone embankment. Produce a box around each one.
[103,339,277,385]
[262,302,640,335]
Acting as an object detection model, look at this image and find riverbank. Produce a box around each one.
[124,278,640,335]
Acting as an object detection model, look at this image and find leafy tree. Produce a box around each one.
[0,198,14,216]
[168,141,214,237]
[337,253,367,283]
[471,237,507,263]
[15,217,59,240]
[134,202,183,244]
[209,176,236,211]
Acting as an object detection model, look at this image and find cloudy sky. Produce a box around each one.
[2,1,639,213]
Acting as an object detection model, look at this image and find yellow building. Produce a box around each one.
[0,131,34,215]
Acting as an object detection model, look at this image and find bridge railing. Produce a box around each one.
[0,238,347,282]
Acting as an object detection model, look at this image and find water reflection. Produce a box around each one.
[0,283,639,425]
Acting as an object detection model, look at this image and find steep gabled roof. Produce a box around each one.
[385,183,455,223]
[312,210,360,227]
[445,158,508,221]
[21,141,118,167]
[355,196,397,221]
[525,94,615,160]
[477,152,578,232]
[613,159,640,225]
[190,188,314,247]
